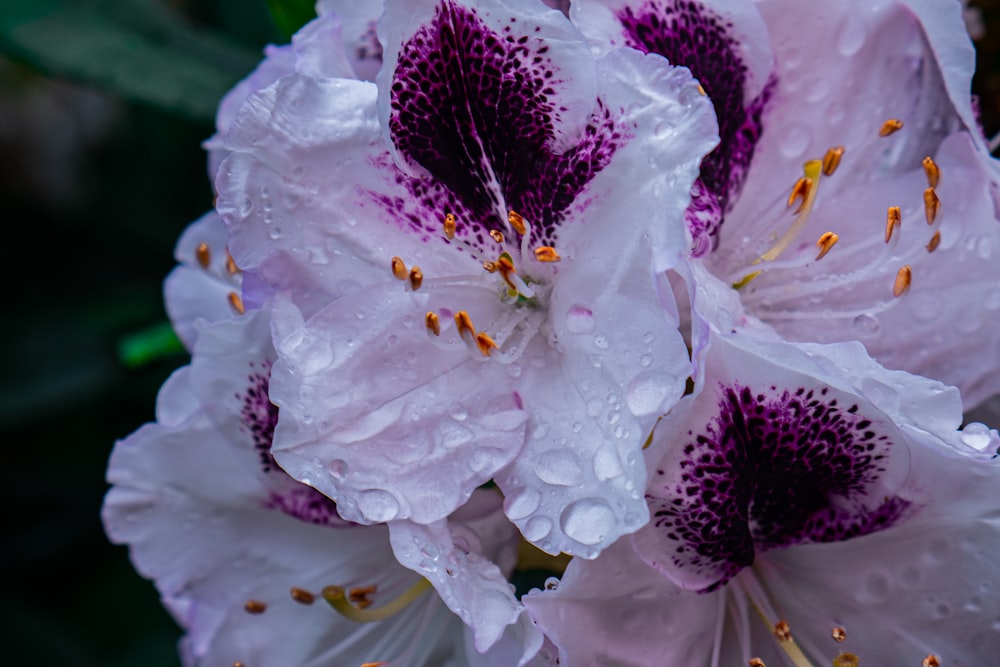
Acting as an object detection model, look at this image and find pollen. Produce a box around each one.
[508,210,527,235]
[773,620,792,642]
[534,246,561,262]
[815,231,839,260]
[878,118,904,137]
[749,659,766,667]
[243,599,267,614]
[490,229,506,245]
[476,331,499,357]
[228,291,245,315]
[290,587,315,605]
[922,655,940,667]
[922,156,940,188]
[425,311,441,336]
[349,585,377,610]
[927,230,941,253]
[408,266,423,291]
[225,248,240,275]
[391,256,408,280]
[697,83,707,96]
[443,212,456,239]
[195,242,211,268]
[893,264,912,297]
[833,654,860,667]
[821,146,845,176]
[831,626,846,642]
[924,187,940,225]
[787,176,812,211]
[483,260,498,273]
[885,206,901,243]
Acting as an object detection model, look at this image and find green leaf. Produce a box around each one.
[265,0,317,40]
[118,321,186,368]
[0,0,261,122]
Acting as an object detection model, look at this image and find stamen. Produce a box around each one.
[923,187,940,225]
[349,585,377,609]
[361,663,388,667]
[922,156,940,188]
[885,206,901,243]
[508,210,527,236]
[497,254,536,298]
[774,620,793,642]
[787,176,812,211]
[749,660,766,667]
[483,260,498,273]
[927,230,941,253]
[425,311,441,336]
[732,270,763,290]
[759,160,823,263]
[534,246,561,262]
[476,332,499,357]
[490,229,506,245]
[290,587,315,605]
[195,242,211,269]
[225,249,240,275]
[893,265,912,297]
[697,83,707,96]
[243,599,267,614]
[922,656,940,667]
[322,578,432,623]
[443,213,456,239]
[233,662,245,667]
[815,232,839,260]
[228,292,245,315]
[391,256,408,280]
[831,627,846,642]
[455,311,476,341]
[408,266,423,291]
[878,118,904,137]
[821,146,845,176]
[833,655,859,667]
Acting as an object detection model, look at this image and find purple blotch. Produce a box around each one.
[618,1,773,255]
[649,384,911,592]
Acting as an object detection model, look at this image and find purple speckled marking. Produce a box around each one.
[380,1,621,252]
[649,385,910,592]
[239,362,351,528]
[355,20,383,65]
[618,1,773,255]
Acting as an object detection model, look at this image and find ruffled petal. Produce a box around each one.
[317,0,385,81]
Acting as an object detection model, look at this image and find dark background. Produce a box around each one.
[0,1,997,665]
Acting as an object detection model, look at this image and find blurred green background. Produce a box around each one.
[0,1,997,665]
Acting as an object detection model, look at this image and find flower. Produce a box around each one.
[215,0,718,561]
[525,328,1000,666]
[573,0,1000,408]
[103,299,535,666]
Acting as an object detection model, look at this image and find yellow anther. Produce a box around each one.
[361,662,389,667]
[787,176,812,210]
[833,654,859,667]
[455,311,476,339]
[323,579,431,623]
[497,254,518,290]
[748,660,766,667]
[879,118,904,137]
[443,213,456,239]
[815,231,839,260]
[821,146,845,176]
[232,662,245,667]
[408,266,423,291]
[228,291,245,315]
[195,242,211,269]
[290,587,315,605]
[924,187,940,225]
[893,265,912,297]
[534,246,561,262]
[225,248,240,275]
[885,206,901,243]
[831,627,846,642]
[927,230,941,253]
[922,156,940,188]
[476,332,499,357]
[482,260,498,273]
[922,655,940,667]
[425,311,441,336]
[244,599,267,614]
[490,229,506,244]
[732,270,763,290]
[349,585,377,610]
[508,210,527,235]
[774,620,793,643]
[697,83,707,96]
[391,256,408,280]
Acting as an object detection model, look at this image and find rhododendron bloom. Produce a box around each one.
[574,0,1000,407]
[526,328,1000,666]
[216,0,718,560]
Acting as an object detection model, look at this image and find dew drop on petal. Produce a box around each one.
[835,13,867,56]
[593,334,609,350]
[592,442,624,481]
[504,488,541,520]
[327,459,348,480]
[524,515,553,541]
[778,123,811,158]
[560,498,616,547]
[565,305,595,334]
[534,450,584,486]
[860,570,891,603]
[960,422,995,451]
[448,402,468,421]
[852,313,879,335]
[356,489,399,522]
[626,372,674,415]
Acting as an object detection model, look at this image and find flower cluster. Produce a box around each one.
[103,0,1000,665]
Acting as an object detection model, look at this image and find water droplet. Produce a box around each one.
[593,334,609,350]
[899,565,923,588]
[448,403,468,421]
[507,363,523,379]
[544,577,559,591]
[860,570,891,603]
[356,489,399,522]
[626,372,673,415]
[960,422,994,451]
[504,488,541,520]
[560,498,616,546]
[966,596,983,612]
[592,442,624,481]
[607,410,621,425]
[835,13,867,56]
[240,197,254,216]
[327,459,348,479]
[642,331,655,344]
[852,313,879,335]
[639,354,653,368]
[524,515,553,541]
[534,450,584,486]
[933,602,951,620]
[778,123,811,158]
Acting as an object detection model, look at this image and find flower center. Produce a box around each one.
[710,117,944,322]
